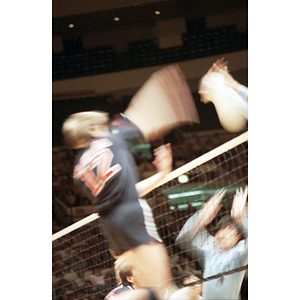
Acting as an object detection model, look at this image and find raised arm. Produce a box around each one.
[176,190,225,264]
[175,210,206,264]
[193,189,226,234]
[216,62,248,103]
[207,58,243,92]
[135,144,172,198]
[231,186,248,226]
[201,58,248,102]
[124,65,199,142]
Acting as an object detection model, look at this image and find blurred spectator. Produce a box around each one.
[68,282,78,295]
[187,261,198,272]
[101,272,116,295]
[72,254,88,271]
[75,289,88,300]
[53,272,70,299]
[81,196,92,206]
[83,280,98,296]
[205,137,215,151]
[75,270,86,288]
[187,203,197,215]
[178,253,190,272]
[171,265,182,287]
[134,152,143,165]
[52,249,64,271]
[88,294,99,300]
[53,190,68,206]
[63,265,78,282]
[64,188,79,206]
[139,157,155,173]
[168,245,180,266]
[211,132,222,148]
[52,174,61,188]
[52,219,62,233]
[89,266,105,286]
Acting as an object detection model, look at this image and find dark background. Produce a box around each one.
[52,0,248,146]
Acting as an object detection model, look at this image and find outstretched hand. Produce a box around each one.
[199,58,229,103]
[152,143,173,175]
[207,57,228,73]
[231,186,248,225]
[206,57,242,92]
[193,189,226,234]
[135,144,172,197]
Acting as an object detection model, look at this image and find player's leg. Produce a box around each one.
[168,287,199,300]
[115,288,158,300]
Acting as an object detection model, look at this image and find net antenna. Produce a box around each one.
[52,131,248,299]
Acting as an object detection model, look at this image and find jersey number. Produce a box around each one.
[74,139,122,196]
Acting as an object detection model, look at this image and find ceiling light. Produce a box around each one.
[155,11,161,15]
[68,24,74,28]
[114,17,120,21]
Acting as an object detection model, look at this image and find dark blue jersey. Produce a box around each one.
[73,114,161,256]
[73,114,144,216]
[104,284,133,300]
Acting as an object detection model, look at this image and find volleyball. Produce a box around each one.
[200,72,247,132]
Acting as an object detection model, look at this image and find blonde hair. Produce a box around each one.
[62,111,109,149]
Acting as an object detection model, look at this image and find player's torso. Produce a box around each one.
[202,245,246,299]
[74,133,140,215]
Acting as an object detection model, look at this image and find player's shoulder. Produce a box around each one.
[114,285,133,294]
[110,113,145,142]
[104,284,133,300]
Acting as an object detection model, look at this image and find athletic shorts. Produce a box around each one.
[99,199,162,256]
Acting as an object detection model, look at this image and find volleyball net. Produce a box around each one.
[52,131,248,299]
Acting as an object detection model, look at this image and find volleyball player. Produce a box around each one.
[104,258,135,300]
[197,58,248,133]
[176,186,248,300]
[62,112,177,300]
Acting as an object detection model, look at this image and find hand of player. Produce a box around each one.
[199,58,228,103]
[207,57,228,73]
[193,189,226,233]
[207,58,242,92]
[231,186,248,225]
[152,143,173,175]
